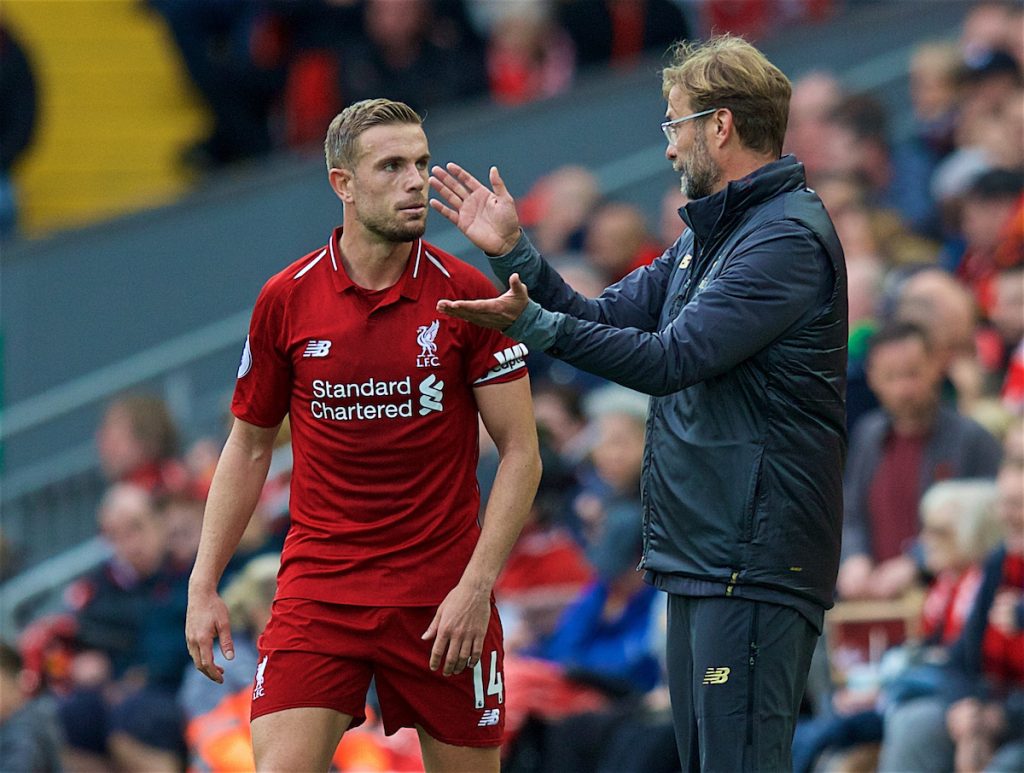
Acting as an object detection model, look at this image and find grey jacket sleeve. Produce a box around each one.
[491,231,677,331]
[502,223,831,397]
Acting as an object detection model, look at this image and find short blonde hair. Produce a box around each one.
[223,554,280,632]
[920,479,1003,564]
[324,99,422,171]
[662,35,791,157]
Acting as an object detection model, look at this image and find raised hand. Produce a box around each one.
[437,273,530,330]
[430,163,521,256]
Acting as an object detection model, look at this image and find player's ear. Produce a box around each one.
[329,167,355,204]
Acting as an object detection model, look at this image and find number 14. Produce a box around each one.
[472,650,504,708]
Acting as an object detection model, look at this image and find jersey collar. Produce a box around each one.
[327,226,425,306]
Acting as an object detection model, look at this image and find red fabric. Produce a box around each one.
[496,526,593,598]
[919,567,983,644]
[233,230,527,606]
[981,553,1024,687]
[1003,341,1024,410]
[867,432,926,562]
[254,599,506,746]
[625,242,668,276]
[609,0,645,63]
[284,50,341,148]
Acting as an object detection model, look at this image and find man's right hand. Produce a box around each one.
[185,584,234,683]
[429,163,521,257]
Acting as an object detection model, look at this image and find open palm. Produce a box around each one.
[430,163,521,256]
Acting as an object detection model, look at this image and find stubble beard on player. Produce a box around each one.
[358,205,427,243]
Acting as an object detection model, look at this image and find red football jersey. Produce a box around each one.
[232,228,528,605]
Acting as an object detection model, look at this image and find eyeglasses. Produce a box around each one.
[661,108,719,145]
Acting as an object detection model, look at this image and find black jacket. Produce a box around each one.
[497,156,847,612]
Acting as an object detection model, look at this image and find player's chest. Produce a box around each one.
[286,304,464,384]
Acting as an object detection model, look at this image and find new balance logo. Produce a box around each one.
[478,709,501,727]
[253,655,268,699]
[702,667,730,685]
[303,340,332,358]
[418,374,444,415]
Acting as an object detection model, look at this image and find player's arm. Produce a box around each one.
[185,417,280,683]
[423,375,541,676]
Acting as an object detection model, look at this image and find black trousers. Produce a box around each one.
[666,595,818,773]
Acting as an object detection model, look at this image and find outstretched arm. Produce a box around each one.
[431,163,674,331]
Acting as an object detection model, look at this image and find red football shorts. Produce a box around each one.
[250,597,506,747]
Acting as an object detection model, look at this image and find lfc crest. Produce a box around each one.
[416,320,441,368]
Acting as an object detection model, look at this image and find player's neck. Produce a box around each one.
[338,226,414,290]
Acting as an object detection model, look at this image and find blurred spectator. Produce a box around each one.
[959,1,1022,63]
[495,442,593,652]
[179,553,278,769]
[785,71,843,183]
[484,0,574,105]
[898,41,964,238]
[845,256,884,431]
[838,321,1003,602]
[908,42,960,161]
[161,492,205,572]
[532,381,589,464]
[96,394,189,495]
[0,640,63,772]
[895,267,985,414]
[794,479,1002,773]
[572,385,648,554]
[878,420,1024,773]
[337,0,487,113]
[943,169,1024,312]
[582,202,662,283]
[57,484,189,771]
[556,0,690,68]
[657,186,689,248]
[518,164,601,255]
[0,22,38,240]
[978,265,1024,393]
[149,0,287,168]
[823,93,937,237]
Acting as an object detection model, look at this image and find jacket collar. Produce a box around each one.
[678,155,807,244]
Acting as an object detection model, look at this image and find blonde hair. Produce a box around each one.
[324,99,422,171]
[662,35,792,157]
[223,554,280,632]
[920,479,1003,564]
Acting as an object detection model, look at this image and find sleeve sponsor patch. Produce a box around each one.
[474,343,529,385]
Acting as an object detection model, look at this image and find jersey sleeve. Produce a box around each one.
[462,273,529,387]
[231,281,292,427]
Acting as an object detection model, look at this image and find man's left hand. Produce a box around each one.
[422,581,491,676]
[437,273,530,331]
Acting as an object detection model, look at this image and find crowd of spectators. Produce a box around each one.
[145,0,692,170]
[1,1,1023,771]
